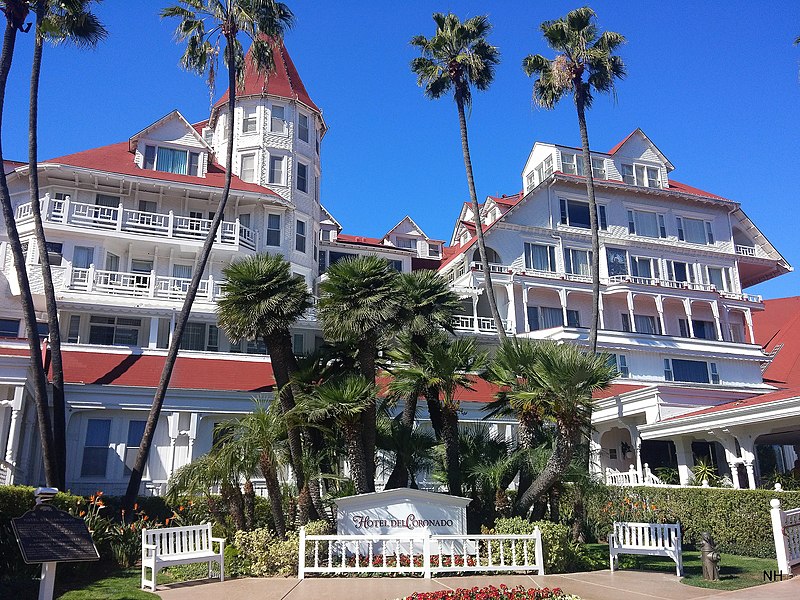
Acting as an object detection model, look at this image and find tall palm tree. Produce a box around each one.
[522,6,626,353]
[389,335,486,496]
[293,375,376,495]
[126,0,293,506]
[318,255,401,492]
[487,340,615,516]
[0,2,60,486]
[410,13,505,340]
[27,0,106,490]
[377,412,436,490]
[216,253,311,497]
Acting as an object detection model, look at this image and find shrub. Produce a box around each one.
[234,519,331,577]
[483,517,573,574]
[579,484,800,557]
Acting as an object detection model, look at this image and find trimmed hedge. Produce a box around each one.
[581,485,800,558]
[483,517,574,573]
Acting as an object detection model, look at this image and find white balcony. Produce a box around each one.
[452,314,512,333]
[16,196,257,250]
[469,261,511,274]
[66,266,222,302]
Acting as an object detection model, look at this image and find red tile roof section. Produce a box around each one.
[52,349,275,392]
[753,296,800,387]
[335,234,387,248]
[489,192,523,207]
[47,142,279,196]
[555,172,730,202]
[213,41,320,113]
[668,386,800,420]
[593,383,647,399]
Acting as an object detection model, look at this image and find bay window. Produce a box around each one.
[667,260,694,283]
[266,214,281,246]
[268,155,285,185]
[707,267,729,291]
[270,104,286,133]
[535,155,554,184]
[242,105,257,134]
[298,113,310,142]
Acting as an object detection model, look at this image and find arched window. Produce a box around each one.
[473,247,501,265]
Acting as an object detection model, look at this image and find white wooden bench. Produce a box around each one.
[141,523,225,591]
[608,521,683,576]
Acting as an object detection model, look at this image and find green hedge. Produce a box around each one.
[581,485,800,558]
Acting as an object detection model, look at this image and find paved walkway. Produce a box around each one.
[156,571,800,600]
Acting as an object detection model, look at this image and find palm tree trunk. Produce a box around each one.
[243,478,255,531]
[441,406,461,496]
[259,453,286,538]
[28,2,66,489]
[356,336,377,492]
[221,480,246,531]
[385,394,416,489]
[345,423,370,495]
[124,37,239,507]
[425,387,444,441]
[575,92,600,354]
[455,95,505,340]
[0,18,59,487]
[515,430,576,516]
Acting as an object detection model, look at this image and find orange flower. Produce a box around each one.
[179,505,184,512]
[89,495,95,502]
[651,505,657,511]
[165,518,170,525]
[143,515,148,521]
[134,503,138,511]
[97,491,104,496]
[79,510,86,517]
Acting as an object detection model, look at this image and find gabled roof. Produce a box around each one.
[320,204,342,230]
[212,40,322,120]
[128,110,211,153]
[46,141,282,197]
[489,192,523,207]
[608,128,675,171]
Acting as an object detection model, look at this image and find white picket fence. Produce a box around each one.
[298,528,544,579]
[770,498,800,575]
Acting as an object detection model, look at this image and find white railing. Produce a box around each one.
[0,459,14,486]
[735,245,757,257]
[607,275,716,293]
[67,266,222,302]
[564,272,591,283]
[15,196,256,251]
[298,528,544,579]
[452,315,512,333]
[606,464,664,487]
[470,261,509,274]
[720,290,762,303]
[770,498,800,575]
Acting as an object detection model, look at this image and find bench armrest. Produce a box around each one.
[211,537,226,552]
[142,543,157,557]
[607,533,617,547]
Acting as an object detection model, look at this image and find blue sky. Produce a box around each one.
[3,1,799,299]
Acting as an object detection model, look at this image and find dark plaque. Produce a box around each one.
[11,504,100,564]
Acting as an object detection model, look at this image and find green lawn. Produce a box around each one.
[56,568,159,600]
[583,544,777,591]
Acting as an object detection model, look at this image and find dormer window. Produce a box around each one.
[396,237,416,250]
[535,155,554,184]
[202,128,213,145]
[591,157,606,179]
[621,163,660,188]
[428,243,441,258]
[560,152,584,176]
[242,106,257,134]
[143,145,200,176]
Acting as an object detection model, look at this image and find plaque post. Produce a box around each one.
[38,562,57,600]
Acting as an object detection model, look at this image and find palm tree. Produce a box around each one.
[318,255,401,492]
[0,2,60,487]
[27,0,106,490]
[388,335,486,496]
[522,6,626,353]
[126,0,293,506]
[293,375,376,495]
[410,13,505,340]
[377,411,437,490]
[216,253,311,496]
[487,340,615,516]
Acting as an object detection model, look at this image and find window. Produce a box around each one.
[293,333,304,355]
[270,105,286,133]
[634,164,661,188]
[560,152,584,175]
[89,316,141,346]
[188,152,200,176]
[559,198,590,228]
[73,246,94,270]
[680,319,717,340]
[527,306,564,330]
[525,171,536,192]
[172,264,192,280]
[155,147,189,175]
[144,145,156,170]
[39,242,63,266]
[667,260,694,283]
[666,358,711,383]
[240,154,256,183]
[67,315,81,343]
[0,318,19,337]
[207,325,219,352]
[396,237,416,250]
[266,214,281,246]
[180,322,206,351]
[535,155,554,184]
[105,252,119,272]
[707,267,728,291]
[524,243,556,272]
[295,220,307,253]
[617,355,629,378]
[566,309,581,328]
[37,322,49,339]
[138,200,157,214]
[124,420,146,475]
[428,244,441,257]
[563,248,591,276]
[268,155,284,184]
[389,260,403,272]
[627,210,666,238]
[676,216,713,244]
[606,247,628,277]
[96,193,120,208]
[20,240,29,264]
[242,105,257,134]
[630,256,660,280]
[131,259,152,274]
[620,163,635,185]
[81,419,110,478]
[598,205,608,230]
[296,162,308,192]
[591,157,606,179]
[710,362,720,384]
[320,229,331,242]
[239,213,251,230]
[622,313,661,335]
[202,128,213,145]
[298,113,310,142]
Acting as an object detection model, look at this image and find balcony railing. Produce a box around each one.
[67,266,223,302]
[735,245,757,257]
[452,315,512,333]
[470,261,510,274]
[16,196,257,250]
[607,275,718,293]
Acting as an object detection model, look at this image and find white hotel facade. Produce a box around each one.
[0,42,796,495]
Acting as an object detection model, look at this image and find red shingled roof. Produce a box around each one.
[554,171,729,202]
[489,192,524,207]
[213,41,320,113]
[335,234,387,248]
[593,383,647,399]
[47,142,279,196]
[753,296,800,387]
[668,386,800,420]
[50,348,275,392]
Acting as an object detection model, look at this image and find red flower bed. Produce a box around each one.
[344,554,480,569]
[404,585,574,600]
